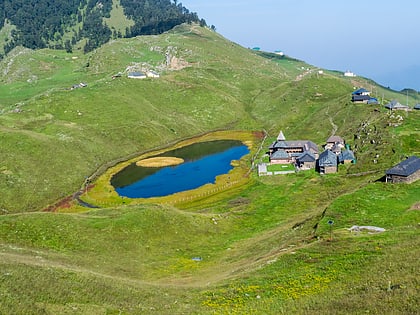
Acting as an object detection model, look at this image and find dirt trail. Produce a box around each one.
[328,116,338,135]
[0,250,158,287]
[0,220,318,289]
[325,107,338,136]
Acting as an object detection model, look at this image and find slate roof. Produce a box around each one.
[385,156,420,177]
[290,152,303,158]
[367,98,379,104]
[269,140,318,153]
[352,88,370,95]
[269,140,286,150]
[128,71,146,78]
[338,150,355,163]
[326,135,344,144]
[270,149,289,159]
[297,151,316,162]
[304,141,319,153]
[318,150,337,167]
[285,140,309,148]
[385,100,409,110]
[352,95,371,102]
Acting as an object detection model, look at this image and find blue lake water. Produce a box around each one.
[112,140,249,198]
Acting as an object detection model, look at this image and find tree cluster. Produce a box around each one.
[121,0,202,37]
[2,0,82,53]
[0,0,204,56]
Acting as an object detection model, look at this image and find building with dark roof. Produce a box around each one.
[367,97,379,105]
[325,135,345,151]
[352,94,372,103]
[317,150,338,174]
[128,71,146,79]
[269,140,318,154]
[385,156,420,183]
[270,149,291,164]
[338,149,356,164]
[296,151,316,169]
[351,88,381,104]
[268,131,319,165]
[385,100,410,111]
[352,88,370,96]
[352,88,373,103]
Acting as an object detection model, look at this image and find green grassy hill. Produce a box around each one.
[0,24,419,314]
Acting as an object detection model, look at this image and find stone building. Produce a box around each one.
[385,156,420,183]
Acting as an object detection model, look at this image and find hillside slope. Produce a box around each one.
[0,24,419,314]
[0,24,295,212]
[0,24,415,213]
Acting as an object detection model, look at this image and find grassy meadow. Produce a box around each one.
[0,24,419,314]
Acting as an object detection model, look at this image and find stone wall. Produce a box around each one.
[388,169,420,183]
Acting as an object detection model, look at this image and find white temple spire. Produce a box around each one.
[277,130,286,141]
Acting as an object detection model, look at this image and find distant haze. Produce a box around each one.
[182,0,420,91]
[372,66,420,91]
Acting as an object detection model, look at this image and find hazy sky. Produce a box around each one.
[181,0,420,90]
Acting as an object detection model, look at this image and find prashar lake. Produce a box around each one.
[111,140,250,198]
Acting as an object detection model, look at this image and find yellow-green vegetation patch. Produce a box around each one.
[136,156,184,167]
